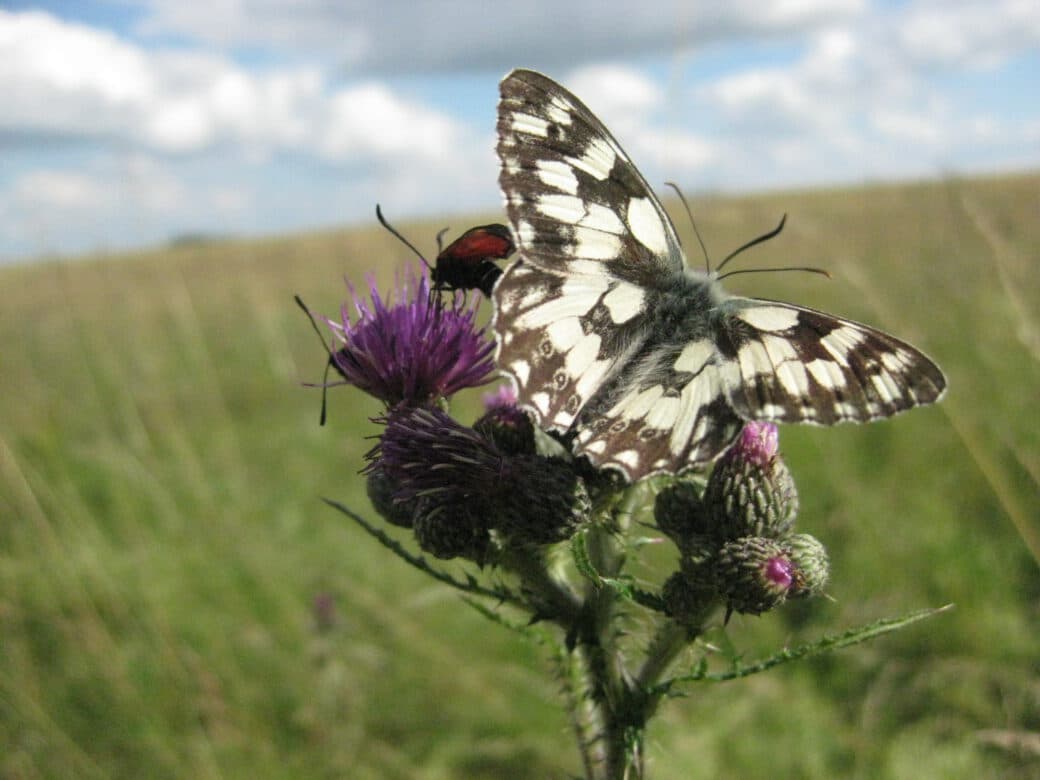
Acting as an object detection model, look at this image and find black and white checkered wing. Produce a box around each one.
[494,68,686,436]
[496,68,684,282]
[491,68,947,483]
[715,299,948,424]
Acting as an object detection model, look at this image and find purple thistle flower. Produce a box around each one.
[764,556,794,590]
[732,421,779,468]
[325,268,495,407]
[482,383,518,411]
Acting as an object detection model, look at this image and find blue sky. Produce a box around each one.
[1,0,1038,263]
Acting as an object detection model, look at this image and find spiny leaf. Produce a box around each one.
[570,529,667,612]
[656,605,952,693]
[322,498,522,604]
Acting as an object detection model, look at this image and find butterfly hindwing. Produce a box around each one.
[494,259,652,431]
[571,339,745,477]
[717,299,948,424]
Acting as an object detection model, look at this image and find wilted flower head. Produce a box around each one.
[370,407,497,561]
[474,383,535,456]
[326,268,495,407]
[373,406,502,501]
[654,477,711,549]
[374,406,588,547]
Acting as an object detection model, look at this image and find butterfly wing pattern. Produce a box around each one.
[492,69,947,482]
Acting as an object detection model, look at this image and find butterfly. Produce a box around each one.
[491,68,947,482]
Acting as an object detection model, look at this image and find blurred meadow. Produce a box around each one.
[2,171,1039,778]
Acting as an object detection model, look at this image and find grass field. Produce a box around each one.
[2,171,1038,779]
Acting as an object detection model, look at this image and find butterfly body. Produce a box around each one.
[492,69,946,482]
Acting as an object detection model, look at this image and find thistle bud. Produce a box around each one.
[785,533,830,598]
[412,496,491,563]
[714,536,796,615]
[494,457,591,545]
[473,403,536,456]
[703,422,798,542]
[654,478,711,549]
[662,569,716,624]
[366,464,418,528]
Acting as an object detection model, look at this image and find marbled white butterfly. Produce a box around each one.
[492,69,947,482]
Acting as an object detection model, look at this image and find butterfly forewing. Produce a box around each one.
[493,68,947,482]
[497,69,684,284]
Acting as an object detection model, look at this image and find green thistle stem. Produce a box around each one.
[499,544,582,622]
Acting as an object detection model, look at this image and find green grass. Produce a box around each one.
[2,171,1039,778]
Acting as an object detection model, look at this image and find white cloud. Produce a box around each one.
[134,0,862,72]
[897,0,1040,69]
[871,110,942,145]
[0,9,467,164]
[1,2,1037,262]
[565,65,665,116]
[0,10,153,140]
[12,169,110,211]
[320,84,462,162]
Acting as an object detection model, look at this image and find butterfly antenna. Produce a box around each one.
[714,214,787,274]
[717,265,831,281]
[713,214,831,281]
[435,226,451,253]
[665,181,711,273]
[375,204,433,273]
[294,294,339,426]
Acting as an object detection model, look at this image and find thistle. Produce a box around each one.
[323,268,495,407]
[308,263,935,780]
[703,421,799,542]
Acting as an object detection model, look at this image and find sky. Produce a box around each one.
[1,0,1038,264]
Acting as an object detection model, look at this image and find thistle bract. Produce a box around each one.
[374,407,588,548]
[704,422,798,542]
[786,533,831,598]
[473,399,536,456]
[715,536,796,616]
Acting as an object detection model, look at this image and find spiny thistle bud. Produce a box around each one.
[785,533,830,599]
[662,569,716,624]
[494,457,591,545]
[412,497,491,563]
[654,478,711,549]
[373,407,587,549]
[474,385,536,456]
[714,536,796,616]
[366,463,418,528]
[703,422,798,542]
